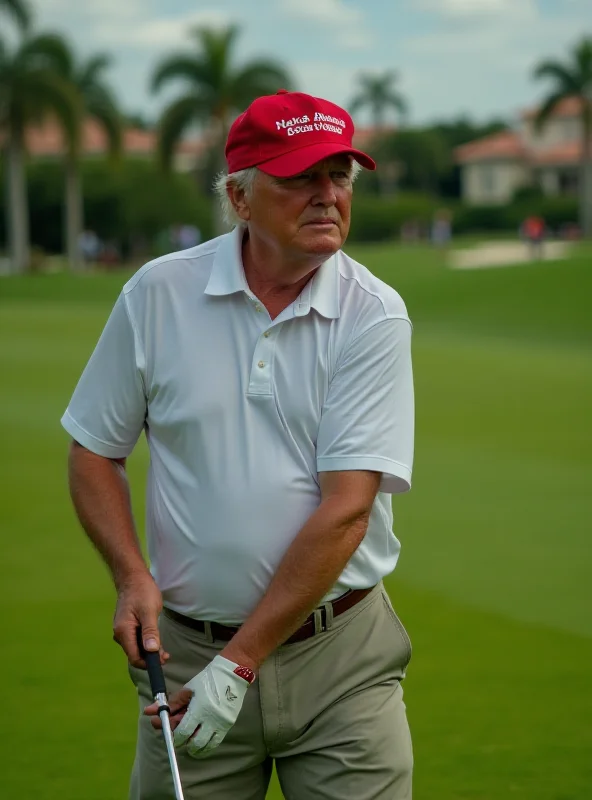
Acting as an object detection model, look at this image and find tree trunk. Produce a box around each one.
[65,155,83,270]
[6,129,30,274]
[579,113,592,238]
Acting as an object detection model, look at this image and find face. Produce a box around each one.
[229,155,354,263]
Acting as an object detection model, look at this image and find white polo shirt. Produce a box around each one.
[62,226,414,623]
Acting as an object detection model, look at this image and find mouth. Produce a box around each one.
[303,219,337,227]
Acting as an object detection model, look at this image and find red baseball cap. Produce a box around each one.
[225,90,376,177]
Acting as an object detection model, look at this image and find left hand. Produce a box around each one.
[144,655,255,759]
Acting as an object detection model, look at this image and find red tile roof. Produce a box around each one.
[10,116,387,162]
[521,96,585,120]
[22,118,153,155]
[455,130,525,163]
[455,96,591,165]
[531,141,585,165]
[18,117,203,158]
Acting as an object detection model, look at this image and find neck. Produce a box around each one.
[241,229,327,310]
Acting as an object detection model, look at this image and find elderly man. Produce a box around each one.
[62,90,415,800]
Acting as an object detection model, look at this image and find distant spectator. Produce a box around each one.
[78,229,101,267]
[430,209,453,250]
[400,219,421,244]
[559,222,581,241]
[521,215,545,260]
[98,240,120,267]
[177,224,201,250]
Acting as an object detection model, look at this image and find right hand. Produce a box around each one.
[113,574,169,668]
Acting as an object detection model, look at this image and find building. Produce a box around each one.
[18,117,206,171]
[455,97,588,205]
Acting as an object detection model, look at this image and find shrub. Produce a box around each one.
[452,204,515,234]
[349,193,443,242]
[0,158,214,256]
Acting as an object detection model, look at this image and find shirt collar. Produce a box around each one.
[204,226,250,297]
[204,225,341,320]
[294,254,340,319]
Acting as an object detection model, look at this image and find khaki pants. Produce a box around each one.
[129,584,413,799]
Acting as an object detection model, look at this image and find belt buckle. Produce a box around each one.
[313,606,327,635]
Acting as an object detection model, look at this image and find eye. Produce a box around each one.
[280,173,311,186]
[331,171,350,183]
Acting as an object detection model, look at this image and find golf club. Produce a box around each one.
[137,630,186,800]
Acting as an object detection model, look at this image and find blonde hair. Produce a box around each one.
[213,159,362,226]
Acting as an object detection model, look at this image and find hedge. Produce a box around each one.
[1,158,214,256]
[347,193,578,242]
[348,193,442,242]
[0,159,581,252]
[452,196,578,234]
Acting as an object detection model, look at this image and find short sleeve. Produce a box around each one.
[61,293,146,458]
[316,317,414,493]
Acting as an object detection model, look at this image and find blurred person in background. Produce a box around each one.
[177,223,201,249]
[62,90,415,800]
[78,228,101,267]
[97,239,121,268]
[430,208,453,251]
[400,218,421,244]
[521,213,546,260]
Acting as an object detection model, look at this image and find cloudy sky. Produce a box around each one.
[34,0,591,127]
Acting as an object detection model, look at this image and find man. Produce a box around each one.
[62,90,415,800]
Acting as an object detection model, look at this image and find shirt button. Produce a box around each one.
[258,360,265,368]
[255,304,263,312]
[263,331,270,338]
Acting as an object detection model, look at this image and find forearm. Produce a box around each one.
[67,441,149,589]
[222,494,371,671]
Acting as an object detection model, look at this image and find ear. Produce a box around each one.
[226,184,251,222]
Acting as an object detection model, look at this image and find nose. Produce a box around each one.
[311,173,337,207]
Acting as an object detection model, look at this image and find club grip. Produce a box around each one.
[136,628,167,697]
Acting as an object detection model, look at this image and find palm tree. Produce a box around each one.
[56,49,122,270]
[349,71,407,132]
[0,33,80,272]
[534,37,592,236]
[151,24,293,229]
[0,0,31,30]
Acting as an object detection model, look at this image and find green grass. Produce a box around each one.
[1,241,591,799]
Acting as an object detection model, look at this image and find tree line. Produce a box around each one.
[1,0,591,273]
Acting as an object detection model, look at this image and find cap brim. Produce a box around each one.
[256,142,376,177]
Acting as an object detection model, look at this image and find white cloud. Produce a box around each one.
[105,10,233,48]
[337,30,374,49]
[293,59,364,111]
[39,0,146,22]
[37,2,234,48]
[31,0,591,126]
[399,7,588,122]
[282,0,362,24]
[280,0,374,49]
[416,0,538,17]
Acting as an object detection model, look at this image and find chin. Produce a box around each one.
[300,230,344,256]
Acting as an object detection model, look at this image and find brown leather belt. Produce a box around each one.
[163,586,375,645]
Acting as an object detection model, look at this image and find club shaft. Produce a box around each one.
[159,705,185,800]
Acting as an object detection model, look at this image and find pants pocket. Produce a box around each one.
[381,591,412,668]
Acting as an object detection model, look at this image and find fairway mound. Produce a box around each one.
[448,240,571,270]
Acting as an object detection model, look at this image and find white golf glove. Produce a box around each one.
[173,655,255,758]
